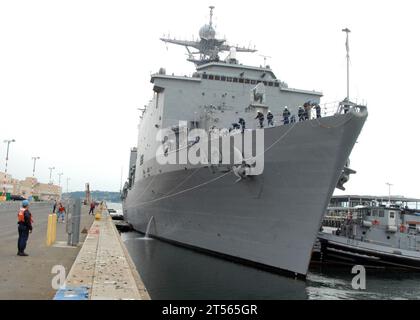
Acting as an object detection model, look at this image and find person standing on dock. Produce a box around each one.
[17,200,32,256]
[57,202,66,223]
[89,201,95,215]
[52,200,57,214]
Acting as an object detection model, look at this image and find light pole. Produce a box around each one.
[31,156,40,199]
[386,182,393,206]
[2,139,15,196]
[48,167,55,184]
[32,156,40,177]
[66,177,70,194]
[3,139,15,174]
[58,172,63,199]
[58,172,63,187]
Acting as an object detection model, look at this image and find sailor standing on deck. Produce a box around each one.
[17,200,32,256]
[255,111,264,128]
[298,107,305,122]
[315,104,321,118]
[238,118,246,133]
[282,107,291,124]
[303,102,311,120]
[267,111,274,126]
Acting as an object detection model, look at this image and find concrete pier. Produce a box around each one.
[0,201,148,300]
[0,201,93,299]
[64,210,150,300]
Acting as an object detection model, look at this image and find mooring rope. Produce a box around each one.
[163,167,202,196]
[137,170,232,205]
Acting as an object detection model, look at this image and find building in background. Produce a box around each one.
[0,171,61,201]
[0,172,14,194]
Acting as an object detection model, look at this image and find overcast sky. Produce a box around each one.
[0,0,419,197]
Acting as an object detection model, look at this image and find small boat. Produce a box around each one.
[313,195,420,270]
[108,208,124,220]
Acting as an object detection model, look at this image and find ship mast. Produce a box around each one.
[209,5,214,27]
[342,28,351,101]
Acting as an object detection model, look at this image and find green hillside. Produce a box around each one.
[62,191,121,203]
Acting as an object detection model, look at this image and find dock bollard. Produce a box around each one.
[46,213,57,246]
[95,210,101,220]
[95,202,103,220]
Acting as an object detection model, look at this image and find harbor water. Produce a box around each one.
[109,204,420,300]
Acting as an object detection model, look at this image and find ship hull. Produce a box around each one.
[123,110,367,277]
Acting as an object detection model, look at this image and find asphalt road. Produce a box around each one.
[0,202,94,299]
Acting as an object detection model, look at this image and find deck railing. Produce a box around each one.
[161,100,367,131]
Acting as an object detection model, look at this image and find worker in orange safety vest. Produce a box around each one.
[17,200,33,256]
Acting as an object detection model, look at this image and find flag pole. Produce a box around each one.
[342,28,351,101]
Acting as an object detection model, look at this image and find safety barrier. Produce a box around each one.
[46,213,57,246]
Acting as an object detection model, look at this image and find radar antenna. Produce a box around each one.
[259,54,272,68]
[160,6,257,65]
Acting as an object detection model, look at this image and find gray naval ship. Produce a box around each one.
[122,7,368,278]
